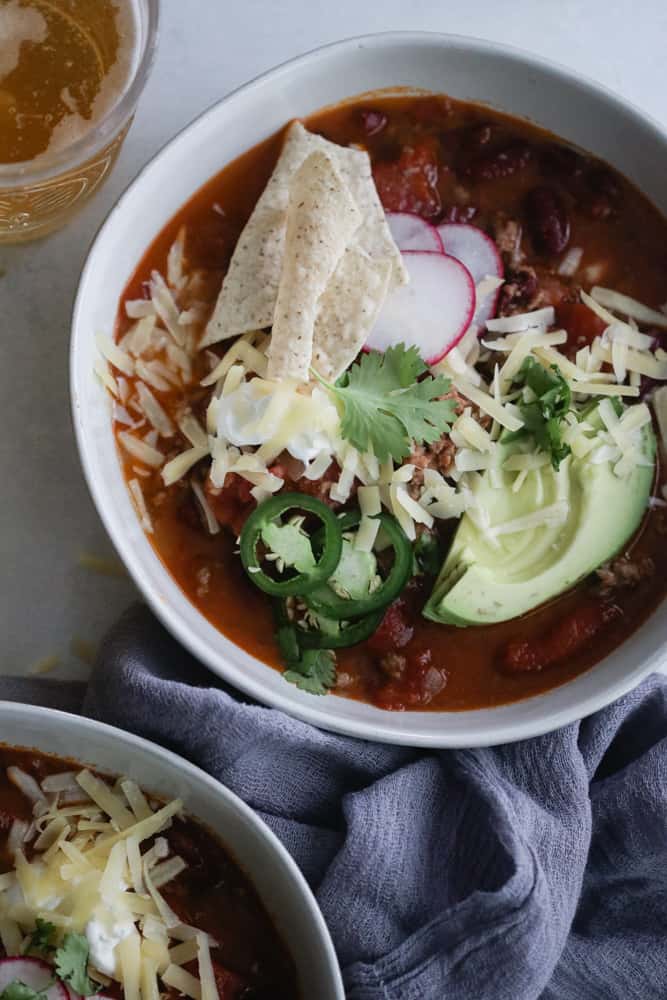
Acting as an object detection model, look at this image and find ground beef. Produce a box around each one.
[498,264,579,317]
[408,436,457,496]
[498,265,541,315]
[379,652,408,679]
[493,214,525,269]
[406,391,490,496]
[596,555,655,594]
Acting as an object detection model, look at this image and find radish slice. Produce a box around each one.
[437,223,504,325]
[0,958,69,1000]
[387,213,444,253]
[365,251,475,365]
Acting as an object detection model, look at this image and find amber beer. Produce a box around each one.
[0,0,156,242]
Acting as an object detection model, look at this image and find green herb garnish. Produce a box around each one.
[506,357,572,469]
[0,984,46,1000]
[283,648,337,696]
[54,933,97,997]
[315,344,457,463]
[23,918,56,956]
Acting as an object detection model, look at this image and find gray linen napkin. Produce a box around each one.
[3,602,667,999]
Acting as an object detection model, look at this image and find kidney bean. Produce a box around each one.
[465,141,533,181]
[524,185,571,255]
[359,109,388,136]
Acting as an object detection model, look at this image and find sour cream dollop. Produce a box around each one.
[215,379,339,466]
[85,907,134,976]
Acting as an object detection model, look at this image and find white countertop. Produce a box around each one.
[1,0,665,680]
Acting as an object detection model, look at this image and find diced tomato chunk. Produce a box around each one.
[373,139,441,218]
[366,599,414,655]
[557,302,607,355]
[376,646,447,710]
[502,600,621,673]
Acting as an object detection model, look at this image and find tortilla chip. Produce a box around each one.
[312,249,392,381]
[267,151,362,381]
[202,121,406,348]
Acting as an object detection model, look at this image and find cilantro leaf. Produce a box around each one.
[284,649,337,696]
[55,933,97,996]
[23,917,56,956]
[506,358,572,469]
[316,344,457,463]
[0,983,45,1000]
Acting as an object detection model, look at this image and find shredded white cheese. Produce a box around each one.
[486,306,555,334]
[591,286,667,330]
[118,432,164,469]
[128,479,154,533]
[0,765,224,1000]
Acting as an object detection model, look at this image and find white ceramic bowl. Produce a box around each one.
[0,701,343,998]
[71,32,667,747]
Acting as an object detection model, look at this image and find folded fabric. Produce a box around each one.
[76,604,667,999]
[3,603,666,999]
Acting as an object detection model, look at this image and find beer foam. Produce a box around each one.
[0,0,47,79]
[35,0,141,161]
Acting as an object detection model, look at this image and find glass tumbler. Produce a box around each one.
[0,0,159,244]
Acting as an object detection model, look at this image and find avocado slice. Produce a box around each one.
[423,410,655,627]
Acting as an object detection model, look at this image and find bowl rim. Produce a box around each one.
[71,30,667,748]
[0,699,344,996]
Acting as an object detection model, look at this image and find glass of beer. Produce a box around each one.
[0,0,159,243]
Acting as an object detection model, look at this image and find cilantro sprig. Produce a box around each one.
[54,933,98,996]
[505,357,572,469]
[23,918,56,957]
[314,344,457,463]
[0,932,97,1000]
[284,648,337,696]
[0,984,45,1000]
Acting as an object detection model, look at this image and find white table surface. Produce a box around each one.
[1,0,665,680]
